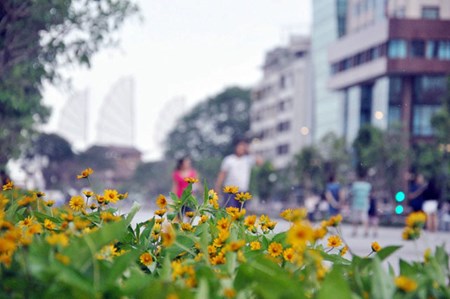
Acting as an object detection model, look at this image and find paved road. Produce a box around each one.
[129,206,450,270]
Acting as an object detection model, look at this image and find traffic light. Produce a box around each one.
[395,205,404,215]
[395,191,406,215]
[395,191,405,202]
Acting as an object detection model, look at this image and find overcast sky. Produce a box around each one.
[43,0,312,160]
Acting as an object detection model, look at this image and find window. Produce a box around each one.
[413,105,439,136]
[426,40,439,59]
[388,105,402,128]
[277,121,291,132]
[422,6,439,19]
[279,75,286,89]
[410,40,425,57]
[438,41,450,60]
[389,77,403,104]
[414,76,447,104]
[360,84,373,126]
[276,144,290,155]
[388,40,407,58]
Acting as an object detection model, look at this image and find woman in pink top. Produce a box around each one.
[172,156,198,198]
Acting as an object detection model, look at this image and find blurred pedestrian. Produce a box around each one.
[215,137,262,208]
[172,156,199,199]
[350,169,372,237]
[422,177,441,232]
[325,174,342,217]
[408,173,427,212]
[367,192,379,237]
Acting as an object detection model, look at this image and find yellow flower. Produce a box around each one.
[250,241,261,250]
[244,215,257,227]
[217,218,230,231]
[199,215,208,224]
[287,221,314,250]
[83,190,94,197]
[226,240,245,252]
[226,207,246,221]
[140,252,153,266]
[46,233,69,247]
[326,214,343,227]
[74,219,90,230]
[162,225,175,247]
[34,191,45,198]
[268,242,283,257]
[89,203,98,210]
[259,214,277,232]
[211,252,226,265]
[18,196,35,207]
[181,222,193,232]
[395,276,417,292]
[28,223,43,234]
[100,212,121,222]
[340,245,348,256]
[77,168,94,179]
[155,209,166,217]
[44,219,56,230]
[55,253,70,265]
[2,181,14,191]
[402,226,420,240]
[313,227,327,241]
[44,200,55,207]
[184,177,198,184]
[327,235,342,248]
[104,189,119,204]
[69,195,85,211]
[280,208,307,222]
[283,247,296,262]
[223,186,239,194]
[405,212,426,229]
[185,211,195,218]
[235,192,252,202]
[19,216,35,227]
[371,241,381,252]
[224,288,236,298]
[0,237,17,254]
[156,194,167,209]
[208,189,219,209]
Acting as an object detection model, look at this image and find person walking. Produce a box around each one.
[408,173,427,212]
[367,191,379,237]
[422,177,441,232]
[172,156,199,198]
[215,137,262,208]
[325,174,342,217]
[350,169,372,237]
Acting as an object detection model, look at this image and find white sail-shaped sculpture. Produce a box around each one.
[97,77,135,147]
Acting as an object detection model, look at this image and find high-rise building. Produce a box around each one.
[312,0,348,142]
[328,0,450,144]
[250,35,313,169]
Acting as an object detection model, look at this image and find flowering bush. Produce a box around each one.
[0,171,449,298]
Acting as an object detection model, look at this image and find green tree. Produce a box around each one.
[165,87,251,160]
[295,146,324,194]
[0,0,138,168]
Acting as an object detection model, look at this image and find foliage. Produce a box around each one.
[295,145,325,194]
[0,0,139,168]
[165,86,251,160]
[352,125,408,197]
[1,171,449,298]
[251,161,276,201]
[126,160,173,198]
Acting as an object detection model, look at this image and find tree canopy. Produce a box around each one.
[0,0,138,168]
[164,86,251,160]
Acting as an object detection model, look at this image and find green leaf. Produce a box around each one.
[195,278,209,299]
[317,265,352,299]
[370,257,395,299]
[375,245,402,261]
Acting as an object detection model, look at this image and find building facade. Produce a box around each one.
[250,36,313,169]
[312,0,348,142]
[328,0,450,143]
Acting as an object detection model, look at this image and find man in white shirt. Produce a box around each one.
[215,138,262,207]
